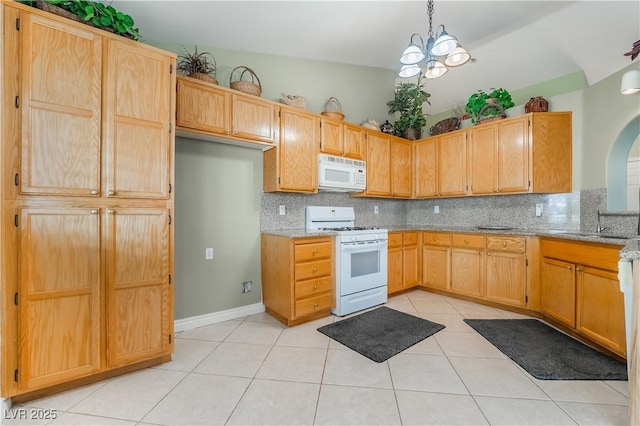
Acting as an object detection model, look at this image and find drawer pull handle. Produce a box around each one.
[464,239,469,244]
[312,267,317,273]
[502,242,507,246]
[313,284,318,290]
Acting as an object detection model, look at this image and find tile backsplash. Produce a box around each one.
[261,190,588,231]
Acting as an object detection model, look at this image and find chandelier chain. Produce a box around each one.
[427,0,434,37]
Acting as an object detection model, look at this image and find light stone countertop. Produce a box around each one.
[262,226,640,258]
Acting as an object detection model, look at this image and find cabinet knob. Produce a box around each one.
[314,303,319,308]
[312,267,317,273]
[225,129,230,134]
[107,209,114,215]
[576,266,581,272]
[90,209,98,215]
[107,190,115,196]
[233,130,239,135]
[312,249,318,255]
[90,190,98,195]
[464,239,469,244]
[568,265,573,270]
[502,242,507,246]
[313,284,318,290]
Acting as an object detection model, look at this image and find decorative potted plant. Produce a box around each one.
[177,45,218,84]
[465,88,515,124]
[26,0,141,40]
[386,76,431,140]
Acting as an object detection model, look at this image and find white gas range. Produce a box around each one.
[306,206,388,316]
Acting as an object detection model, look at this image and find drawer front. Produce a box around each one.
[295,241,332,262]
[295,277,333,299]
[486,236,526,253]
[452,234,485,249]
[388,232,403,248]
[423,232,451,246]
[295,293,334,318]
[403,232,419,246]
[295,259,332,281]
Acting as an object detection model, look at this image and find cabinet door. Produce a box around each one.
[469,124,497,194]
[20,14,102,197]
[497,116,529,193]
[541,257,576,327]
[106,208,171,367]
[365,132,391,196]
[392,138,413,197]
[232,93,277,143]
[403,244,420,288]
[438,132,467,196]
[176,76,230,134]
[422,246,449,290]
[104,40,174,199]
[577,266,626,357]
[388,246,404,294]
[320,118,344,156]
[485,251,526,307]
[343,123,365,160]
[451,248,483,297]
[415,138,438,197]
[279,108,319,192]
[19,207,101,390]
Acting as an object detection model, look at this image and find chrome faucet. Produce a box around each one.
[596,210,609,233]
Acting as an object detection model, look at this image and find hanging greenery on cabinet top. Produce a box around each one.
[22,0,141,40]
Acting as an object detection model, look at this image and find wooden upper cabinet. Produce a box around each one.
[530,112,572,193]
[176,76,230,134]
[343,123,366,160]
[106,208,171,367]
[320,118,344,156]
[231,92,278,143]
[363,131,391,196]
[18,207,101,390]
[267,107,318,193]
[438,131,467,196]
[497,116,529,193]
[469,124,498,195]
[176,75,277,145]
[391,137,413,197]
[20,13,102,197]
[103,39,174,200]
[415,137,438,197]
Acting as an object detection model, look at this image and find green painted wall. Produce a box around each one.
[174,138,263,319]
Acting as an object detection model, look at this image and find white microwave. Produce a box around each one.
[318,154,366,192]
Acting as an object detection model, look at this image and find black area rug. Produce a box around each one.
[317,306,445,363]
[464,319,628,380]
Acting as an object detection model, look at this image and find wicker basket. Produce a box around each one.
[280,93,307,109]
[229,66,262,97]
[189,72,218,85]
[430,117,460,136]
[321,97,344,120]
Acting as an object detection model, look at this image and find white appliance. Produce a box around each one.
[317,154,366,192]
[306,206,387,316]
[617,258,633,375]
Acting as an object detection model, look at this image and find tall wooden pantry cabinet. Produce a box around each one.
[0,2,176,399]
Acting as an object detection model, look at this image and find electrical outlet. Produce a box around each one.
[242,281,252,293]
[205,247,213,260]
[434,206,440,213]
[535,204,544,217]
[374,205,379,214]
[279,205,286,215]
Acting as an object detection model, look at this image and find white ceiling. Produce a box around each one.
[113,0,640,114]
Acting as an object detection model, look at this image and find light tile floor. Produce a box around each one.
[4,290,629,425]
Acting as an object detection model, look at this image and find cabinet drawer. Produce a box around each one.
[452,234,485,249]
[295,277,333,299]
[423,232,451,246]
[295,259,332,281]
[295,293,334,318]
[403,232,419,246]
[486,236,525,253]
[294,241,332,262]
[388,232,403,248]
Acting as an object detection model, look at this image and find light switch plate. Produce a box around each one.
[279,205,286,215]
[535,204,544,217]
[434,206,440,213]
[205,247,214,260]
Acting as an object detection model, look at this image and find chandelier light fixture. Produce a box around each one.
[398,0,471,79]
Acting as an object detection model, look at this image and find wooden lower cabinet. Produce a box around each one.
[485,236,527,307]
[540,238,626,357]
[450,234,485,298]
[421,232,450,291]
[261,234,334,326]
[388,232,420,295]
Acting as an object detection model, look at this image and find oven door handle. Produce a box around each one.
[340,240,388,251]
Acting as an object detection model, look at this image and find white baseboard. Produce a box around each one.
[174,303,266,333]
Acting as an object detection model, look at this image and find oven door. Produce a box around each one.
[338,239,388,296]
